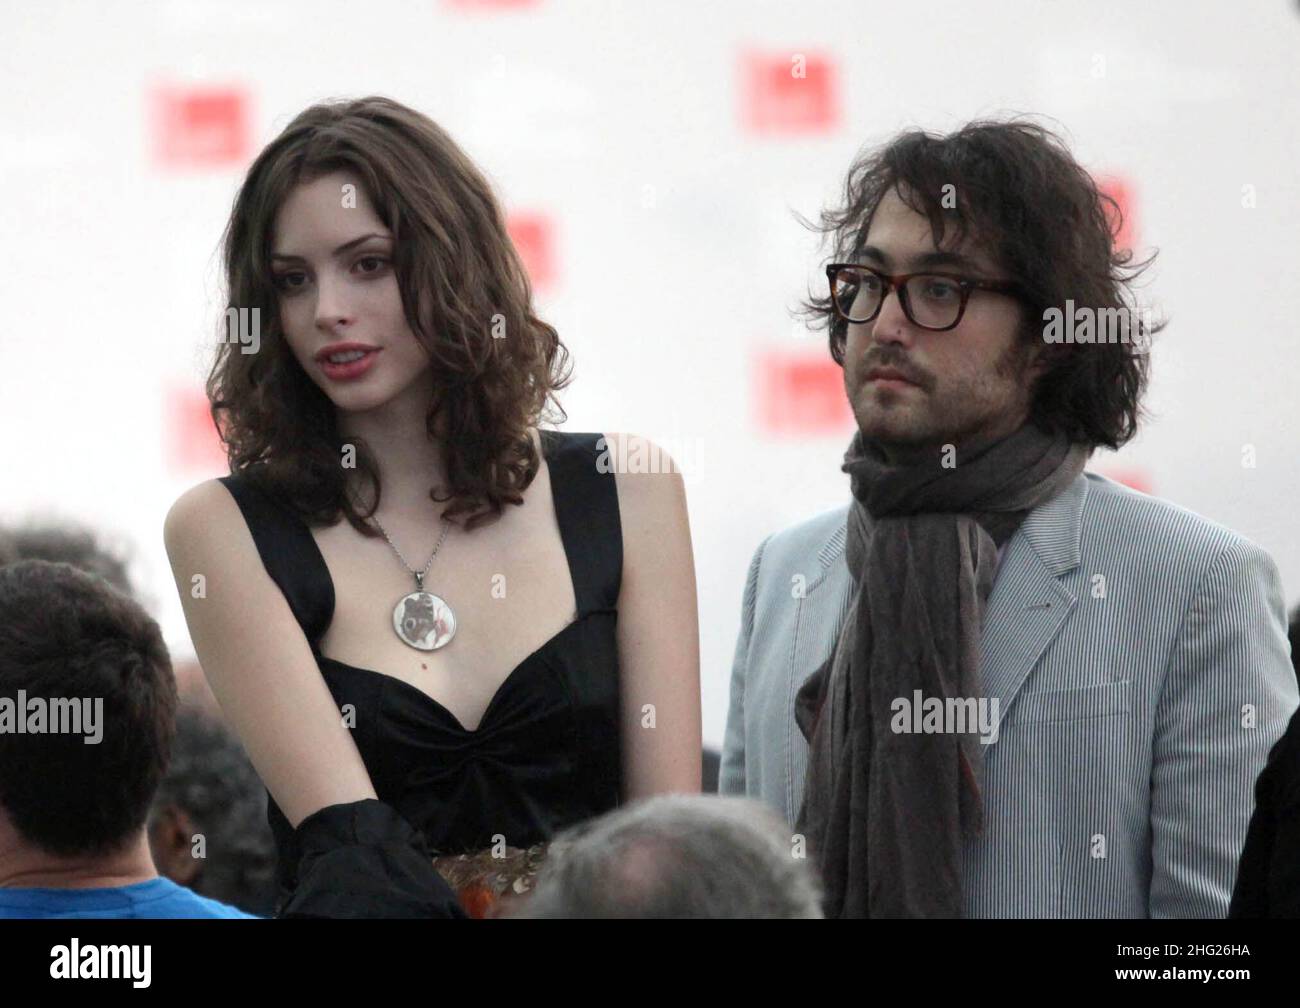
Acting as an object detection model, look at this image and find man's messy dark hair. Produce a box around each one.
[804,118,1162,451]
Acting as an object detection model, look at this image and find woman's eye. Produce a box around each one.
[272,272,306,292]
[271,258,387,292]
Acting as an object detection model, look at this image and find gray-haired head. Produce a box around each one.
[515,794,823,918]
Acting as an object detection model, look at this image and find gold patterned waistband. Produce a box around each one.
[431,841,552,918]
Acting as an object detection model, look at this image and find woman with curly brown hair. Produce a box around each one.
[163,96,701,918]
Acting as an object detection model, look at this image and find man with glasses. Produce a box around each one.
[720,120,1297,918]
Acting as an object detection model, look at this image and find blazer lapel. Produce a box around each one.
[788,514,854,817]
[978,472,1090,729]
[799,518,854,668]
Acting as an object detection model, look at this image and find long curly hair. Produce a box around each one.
[209,95,572,533]
[803,118,1160,451]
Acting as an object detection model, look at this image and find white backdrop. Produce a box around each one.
[2,0,1298,748]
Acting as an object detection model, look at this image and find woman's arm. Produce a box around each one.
[606,433,703,798]
[163,479,377,826]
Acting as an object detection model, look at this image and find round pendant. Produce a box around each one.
[392,591,456,651]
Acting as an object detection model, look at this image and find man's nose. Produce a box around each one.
[870,285,915,347]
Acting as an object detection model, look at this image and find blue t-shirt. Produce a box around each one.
[0,877,261,919]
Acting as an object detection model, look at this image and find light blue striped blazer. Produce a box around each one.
[720,471,1298,917]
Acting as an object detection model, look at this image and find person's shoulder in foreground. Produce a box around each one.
[0,877,261,919]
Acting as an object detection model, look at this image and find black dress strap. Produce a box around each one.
[217,474,333,644]
[220,435,621,632]
[540,430,623,616]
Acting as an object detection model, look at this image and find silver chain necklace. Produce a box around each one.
[370,514,457,651]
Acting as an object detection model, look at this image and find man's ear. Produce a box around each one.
[147,804,201,885]
[1025,341,1049,381]
[1017,319,1051,382]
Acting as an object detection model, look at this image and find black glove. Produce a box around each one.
[278,798,468,919]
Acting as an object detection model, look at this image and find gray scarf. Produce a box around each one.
[793,423,1089,917]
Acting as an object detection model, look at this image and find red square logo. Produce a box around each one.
[1095,467,1153,495]
[741,52,839,135]
[166,384,227,474]
[756,351,853,435]
[152,85,251,168]
[507,212,556,292]
[1096,175,1137,252]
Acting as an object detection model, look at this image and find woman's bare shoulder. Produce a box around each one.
[164,478,241,551]
[597,432,690,535]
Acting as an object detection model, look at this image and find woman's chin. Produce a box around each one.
[326,385,397,415]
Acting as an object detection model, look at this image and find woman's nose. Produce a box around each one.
[314,278,353,330]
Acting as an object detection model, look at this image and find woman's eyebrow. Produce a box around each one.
[270,232,392,262]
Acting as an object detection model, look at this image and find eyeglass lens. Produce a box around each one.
[832,268,965,329]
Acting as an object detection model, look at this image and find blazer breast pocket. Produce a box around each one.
[1008,680,1132,725]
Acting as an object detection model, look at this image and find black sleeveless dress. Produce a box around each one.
[217,430,623,911]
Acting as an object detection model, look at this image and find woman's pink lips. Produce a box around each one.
[320,348,381,381]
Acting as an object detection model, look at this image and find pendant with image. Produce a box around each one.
[392,590,456,651]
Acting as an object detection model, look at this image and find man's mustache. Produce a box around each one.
[856,351,933,391]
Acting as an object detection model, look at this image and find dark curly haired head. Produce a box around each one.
[209,95,572,532]
[804,117,1161,451]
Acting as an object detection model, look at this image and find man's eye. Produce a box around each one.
[923,279,959,300]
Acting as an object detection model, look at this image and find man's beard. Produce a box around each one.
[849,337,1033,459]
